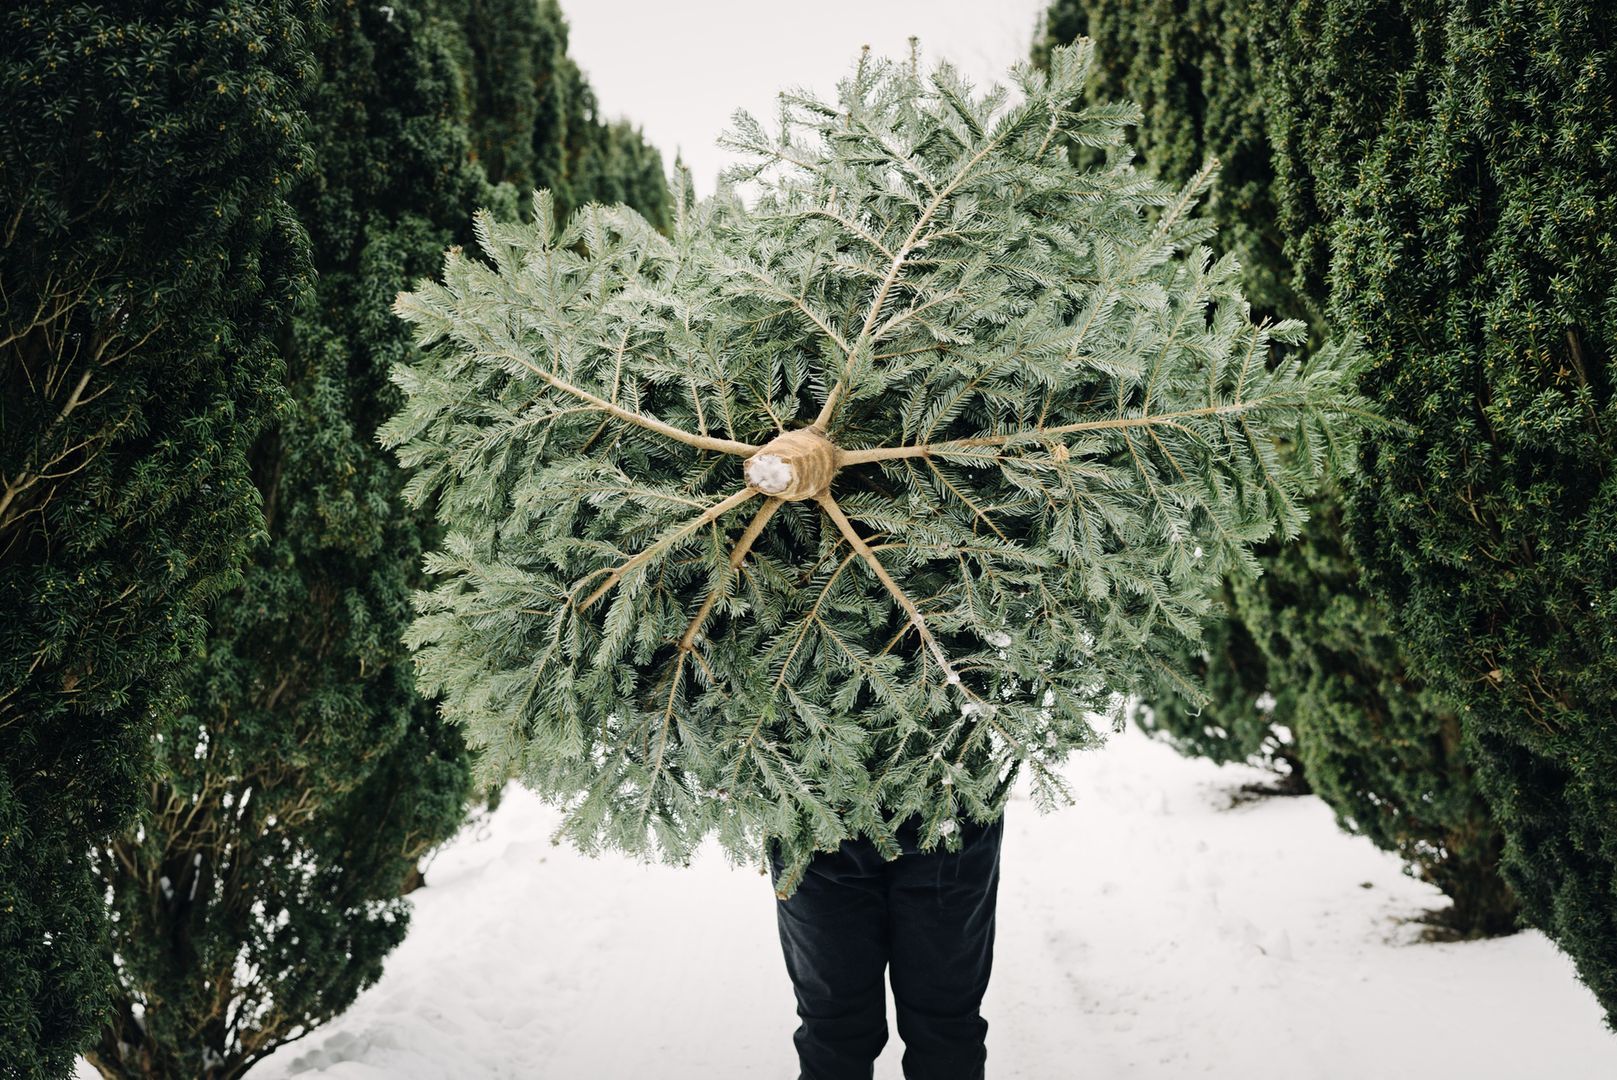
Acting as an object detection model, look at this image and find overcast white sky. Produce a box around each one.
[562,0,1054,197]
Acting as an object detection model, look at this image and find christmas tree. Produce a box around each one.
[384,42,1369,893]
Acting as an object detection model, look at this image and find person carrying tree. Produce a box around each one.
[386,40,1366,1080]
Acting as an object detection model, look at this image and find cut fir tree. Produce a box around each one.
[384,41,1369,893]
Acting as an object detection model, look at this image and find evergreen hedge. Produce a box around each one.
[83,6,476,1073]
[1230,496,1516,933]
[1267,0,1617,1016]
[83,6,472,1073]
[0,1,314,1071]
[1036,0,1517,935]
[455,0,669,227]
[1035,0,1302,319]
[85,2,677,1071]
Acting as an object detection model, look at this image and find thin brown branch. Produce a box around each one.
[839,397,1302,465]
[726,264,853,355]
[815,127,1018,428]
[494,341,757,456]
[770,551,857,694]
[576,486,758,611]
[678,497,784,652]
[0,362,96,528]
[725,545,859,793]
[800,206,898,261]
[814,492,956,680]
[642,650,687,814]
[926,458,1008,540]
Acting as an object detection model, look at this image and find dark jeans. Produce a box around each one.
[769,813,1004,1080]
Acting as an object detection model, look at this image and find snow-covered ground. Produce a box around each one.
[181,726,1616,1078]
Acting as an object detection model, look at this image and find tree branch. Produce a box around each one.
[815,127,1020,428]
[839,396,1312,465]
[496,342,758,457]
[815,492,957,680]
[678,496,784,651]
[577,486,759,611]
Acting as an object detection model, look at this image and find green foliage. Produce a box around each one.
[1035,0,1303,318]
[453,0,669,226]
[459,0,545,189]
[1130,576,1305,783]
[1268,0,1617,1017]
[1233,497,1517,933]
[1036,0,1516,935]
[1036,0,1312,786]
[577,118,675,226]
[83,5,480,1075]
[385,44,1367,894]
[0,0,313,1070]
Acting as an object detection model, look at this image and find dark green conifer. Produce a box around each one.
[1229,497,1517,933]
[460,0,544,189]
[1034,0,1302,317]
[84,4,481,1074]
[0,2,313,1070]
[1036,0,1518,935]
[1268,0,1617,1015]
[456,0,668,226]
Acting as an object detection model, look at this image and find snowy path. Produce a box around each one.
[241,726,1616,1079]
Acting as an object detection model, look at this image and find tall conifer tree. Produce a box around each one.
[88,1,677,1070]
[1036,0,1518,935]
[85,4,482,1074]
[456,0,669,227]
[0,2,313,1071]
[1268,0,1617,1017]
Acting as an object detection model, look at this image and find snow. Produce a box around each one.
[83,725,1617,1078]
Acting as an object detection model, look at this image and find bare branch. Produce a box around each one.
[495,341,757,457]
[839,396,1308,466]
[815,126,1022,428]
[678,496,784,652]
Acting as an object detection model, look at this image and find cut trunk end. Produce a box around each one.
[744,427,839,501]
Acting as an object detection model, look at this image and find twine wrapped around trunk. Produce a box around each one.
[744,427,839,501]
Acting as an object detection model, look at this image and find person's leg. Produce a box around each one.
[772,836,892,1080]
[885,814,1004,1080]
